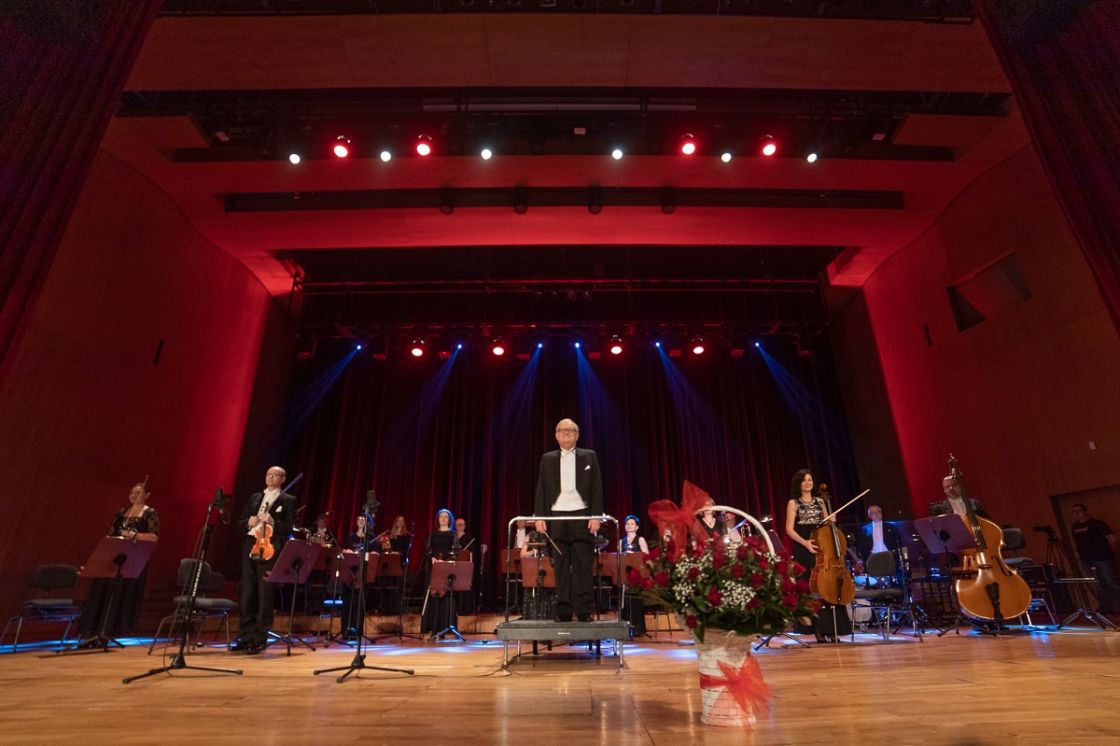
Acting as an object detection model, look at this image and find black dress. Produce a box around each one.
[339,531,374,637]
[78,506,160,637]
[619,536,647,637]
[792,497,852,639]
[420,530,459,635]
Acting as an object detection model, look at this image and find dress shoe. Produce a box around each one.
[246,644,264,655]
[230,639,253,652]
[577,614,593,623]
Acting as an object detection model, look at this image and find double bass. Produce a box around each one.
[808,484,856,607]
[948,455,1031,623]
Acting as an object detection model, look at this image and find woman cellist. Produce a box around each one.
[785,469,853,641]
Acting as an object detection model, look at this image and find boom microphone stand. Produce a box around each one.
[123,489,243,684]
[314,491,414,682]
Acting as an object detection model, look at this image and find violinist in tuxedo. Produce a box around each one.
[853,504,905,587]
[233,466,297,654]
[533,418,604,623]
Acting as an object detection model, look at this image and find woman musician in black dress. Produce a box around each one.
[78,482,160,640]
[420,508,460,638]
[619,515,649,638]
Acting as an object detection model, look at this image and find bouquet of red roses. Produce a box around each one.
[631,483,816,643]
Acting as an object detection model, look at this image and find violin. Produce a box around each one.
[948,455,1031,623]
[808,483,857,606]
[250,518,275,561]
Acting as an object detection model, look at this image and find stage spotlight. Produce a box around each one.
[355,343,363,351]
[608,335,624,355]
[574,341,582,350]
[332,136,351,159]
[806,152,819,164]
[415,134,433,157]
[379,150,392,162]
[537,342,544,349]
[760,135,777,157]
[720,152,732,163]
[288,152,302,165]
[410,339,426,357]
[654,341,662,349]
[457,343,464,350]
[481,147,493,160]
[754,341,761,348]
[690,336,705,355]
[491,338,506,356]
[679,134,697,156]
[611,148,624,160]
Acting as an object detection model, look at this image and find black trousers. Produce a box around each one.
[551,508,594,618]
[239,536,277,645]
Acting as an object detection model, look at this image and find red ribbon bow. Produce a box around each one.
[647,480,713,554]
[699,654,772,719]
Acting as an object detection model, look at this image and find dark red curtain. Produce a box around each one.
[975,0,1120,334]
[0,1,162,378]
[275,339,858,595]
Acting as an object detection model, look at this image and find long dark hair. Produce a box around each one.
[790,469,814,500]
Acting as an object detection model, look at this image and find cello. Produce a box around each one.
[947,455,1031,624]
[808,483,857,607]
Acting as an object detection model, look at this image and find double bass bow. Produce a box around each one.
[947,455,1031,624]
[807,484,868,606]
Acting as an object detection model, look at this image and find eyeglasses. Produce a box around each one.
[266,472,285,477]
[556,428,578,434]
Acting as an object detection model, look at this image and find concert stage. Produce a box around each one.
[3,627,1117,744]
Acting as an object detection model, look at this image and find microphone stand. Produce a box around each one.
[314,491,414,682]
[124,489,243,684]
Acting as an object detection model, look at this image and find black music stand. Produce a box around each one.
[124,488,243,683]
[428,560,472,642]
[59,536,156,654]
[267,541,321,655]
[914,516,988,636]
[376,551,414,641]
[334,551,380,646]
[314,493,414,682]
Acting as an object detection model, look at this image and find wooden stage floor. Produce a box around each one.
[2,628,1118,744]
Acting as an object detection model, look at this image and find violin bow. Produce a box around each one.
[819,488,871,525]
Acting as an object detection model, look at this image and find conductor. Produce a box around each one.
[533,418,604,623]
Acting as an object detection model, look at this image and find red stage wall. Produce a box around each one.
[0,152,279,621]
[835,146,1120,558]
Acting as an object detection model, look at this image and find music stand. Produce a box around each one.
[913,516,985,636]
[267,541,322,655]
[60,536,157,654]
[333,552,377,646]
[314,492,414,682]
[428,560,472,642]
[375,552,413,641]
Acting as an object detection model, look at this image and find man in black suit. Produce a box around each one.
[533,418,604,623]
[929,474,990,519]
[853,504,905,587]
[233,466,297,653]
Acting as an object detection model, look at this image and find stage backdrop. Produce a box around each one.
[266,335,859,594]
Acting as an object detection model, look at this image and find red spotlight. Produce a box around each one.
[679,134,697,156]
[410,338,426,357]
[491,337,506,356]
[332,135,351,159]
[690,336,706,355]
[760,135,778,157]
[415,134,433,157]
[608,335,624,355]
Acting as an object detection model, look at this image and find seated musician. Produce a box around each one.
[339,514,375,640]
[854,504,904,587]
[309,514,336,547]
[619,515,648,637]
[376,515,410,616]
[519,527,555,620]
[698,498,738,547]
[930,475,990,519]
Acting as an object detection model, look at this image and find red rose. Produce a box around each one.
[781,577,796,593]
[730,564,745,578]
[751,572,763,586]
[654,571,670,588]
[648,546,662,561]
[736,545,752,561]
[687,566,701,581]
[685,614,698,629]
[641,578,653,590]
[782,593,798,609]
[776,561,789,576]
[626,567,642,585]
[706,587,723,606]
[746,597,760,610]
[758,557,770,571]
[791,561,805,576]
[712,552,727,569]
[796,579,810,594]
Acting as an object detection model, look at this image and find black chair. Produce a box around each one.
[1,564,82,652]
[1001,527,1057,626]
[854,551,923,641]
[148,559,237,654]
